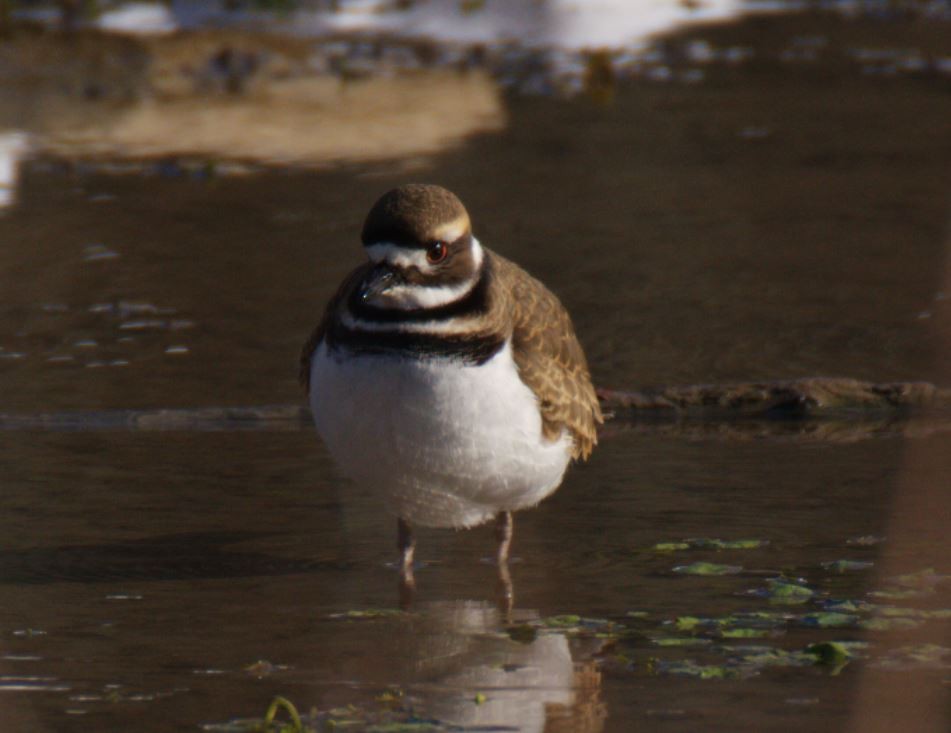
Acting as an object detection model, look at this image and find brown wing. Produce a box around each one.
[299,263,371,392]
[492,253,603,461]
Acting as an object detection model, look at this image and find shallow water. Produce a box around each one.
[1,428,948,732]
[1,9,950,733]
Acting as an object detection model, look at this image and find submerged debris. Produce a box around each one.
[82,243,120,261]
[206,693,451,733]
[821,560,875,573]
[873,644,951,671]
[328,608,406,621]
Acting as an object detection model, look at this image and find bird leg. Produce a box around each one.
[397,517,416,608]
[495,510,513,565]
[495,511,514,616]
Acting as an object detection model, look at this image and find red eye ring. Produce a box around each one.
[426,241,448,264]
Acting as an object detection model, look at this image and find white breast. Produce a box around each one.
[309,340,572,528]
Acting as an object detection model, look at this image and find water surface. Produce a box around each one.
[1,8,950,733]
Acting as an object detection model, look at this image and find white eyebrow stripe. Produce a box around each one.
[433,216,469,243]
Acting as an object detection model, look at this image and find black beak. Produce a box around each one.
[359,265,402,303]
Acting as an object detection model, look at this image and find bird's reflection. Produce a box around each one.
[0,131,29,212]
[359,598,606,733]
[399,556,514,617]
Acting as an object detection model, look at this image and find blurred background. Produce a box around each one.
[0,2,949,732]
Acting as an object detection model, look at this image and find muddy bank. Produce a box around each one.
[599,377,951,417]
[0,25,505,167]
[2,380,949,444]
[1,9,949,166]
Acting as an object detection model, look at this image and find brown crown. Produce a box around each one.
[361,184,471,247]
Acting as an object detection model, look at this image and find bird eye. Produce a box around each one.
[426,241,448,264]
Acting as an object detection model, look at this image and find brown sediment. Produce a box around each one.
[2,380,950,442]
[0,26,505,167]
[39,71,503,166]
[597,378,951,418]
[597,414,951,445]
[0,405,312,431]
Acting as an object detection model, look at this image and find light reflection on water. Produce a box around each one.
[0,131,29,211]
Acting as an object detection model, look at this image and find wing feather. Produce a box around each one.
[491,253,603,460]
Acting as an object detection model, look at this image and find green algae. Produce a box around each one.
[719,627,771,639]
[650,640,865,681]
[656,660,746,679]
[672,562,743,576]
[263,697,304,733]
[650,636,714,647]
[541,614,583,627]
[652,542,691,552]
[805,641,855,668]
[756,578,815,605]
[535,615,623,636]
[652,538,766,552]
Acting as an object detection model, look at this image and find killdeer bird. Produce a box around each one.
[301,184,601,590]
